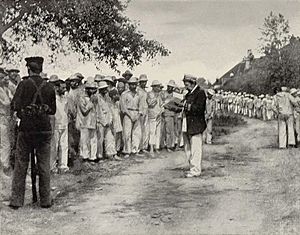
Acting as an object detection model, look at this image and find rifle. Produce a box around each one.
[30,149,38,203]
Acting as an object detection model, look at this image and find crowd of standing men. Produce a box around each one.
[213,88,300,148]
[2,56,300,209]
[0,56,218,209]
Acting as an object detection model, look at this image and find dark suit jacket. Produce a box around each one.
[184,86,207,135]
[13,75,56,132]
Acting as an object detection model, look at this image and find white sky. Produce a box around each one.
[12,0,300,86]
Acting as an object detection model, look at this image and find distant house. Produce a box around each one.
[219,49,256,86]
[215,36,300,90]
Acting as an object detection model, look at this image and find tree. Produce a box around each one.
[259,11,290,55]
[266,36,300,89]
[0,0,170,71]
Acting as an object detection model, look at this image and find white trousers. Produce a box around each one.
[0,122,11,169]
[123,115,141,154]
[97,124,117,158]
[204,119,213,144]
[140,114,150,150]
[51,128,68,170]
[115,132,122,152]
[295,115,300,142]
[149,118,161,149]
[183,132,203,175]
[80,128,97,160]
[278,114,295,148]
[248,109,253,118]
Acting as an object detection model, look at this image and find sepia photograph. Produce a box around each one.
[1,0,300,234]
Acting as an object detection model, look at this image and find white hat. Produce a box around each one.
[40,72,48,79]
[207,89,215,96]
[103,76,114,83]
[127,77,139,84]
[94,74,104,82]
[290,88,297,95]
[167,80,176,87]
[85,81,98,89]
[281,86,288,92]
[98,81,108,89]
[183,74,197,83]
[49,75,59,83]
[5,65,20,73]
[151,80,161,87]
[139,74,148,82]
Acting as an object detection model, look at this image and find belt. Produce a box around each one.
[128,108,139,111]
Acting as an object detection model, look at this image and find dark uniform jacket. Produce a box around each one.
[184,86,207,135]
[12,75,56,132]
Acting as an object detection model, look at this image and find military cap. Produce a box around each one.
[167,80,176,87]
[139,74,148,82]
[25,56,44,71]
[127,77,139,84]
[49,75,59,83]
[151,80,161,87]
[183,74,197,83]
[281,86,288,92]
[98,81,109,89]
[122,70,133,78]
[85,81,98,89]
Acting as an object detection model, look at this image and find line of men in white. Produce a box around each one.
[212,87,300,149]
[0,68,216,176]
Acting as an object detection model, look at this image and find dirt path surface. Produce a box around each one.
[2,118,300,235]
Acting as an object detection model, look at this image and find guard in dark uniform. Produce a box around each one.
[9,57,56,209]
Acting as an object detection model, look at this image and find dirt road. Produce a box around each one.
[2,118,300,234]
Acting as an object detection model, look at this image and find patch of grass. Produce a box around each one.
[213,114,247,127]
[212,114,246,138]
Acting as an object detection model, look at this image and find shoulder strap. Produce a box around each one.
[28,78,47,105]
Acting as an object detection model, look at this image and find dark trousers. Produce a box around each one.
[10,131,52,207]
[68,121,80,165]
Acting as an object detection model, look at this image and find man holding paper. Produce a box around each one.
[181,75,207,178]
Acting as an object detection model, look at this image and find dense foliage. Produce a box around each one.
[0,0,170,70]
